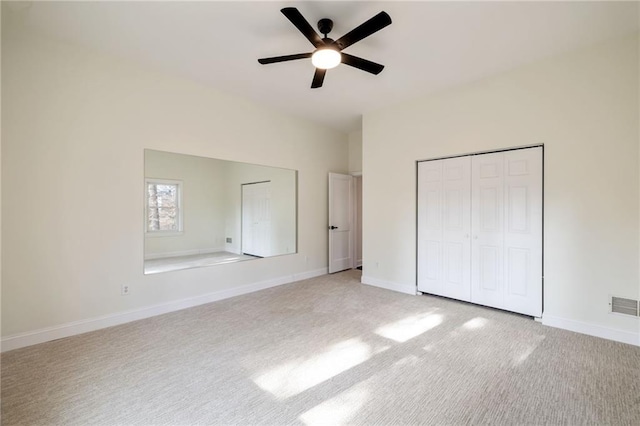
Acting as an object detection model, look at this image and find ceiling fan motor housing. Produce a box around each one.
[318,18,333,36]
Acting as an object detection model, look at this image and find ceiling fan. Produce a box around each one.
[258,7,392,88]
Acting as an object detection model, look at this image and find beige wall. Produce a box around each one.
[363,34,640,341]
[1,30,347,337]
[348,130,363,174]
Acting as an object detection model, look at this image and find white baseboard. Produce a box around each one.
[293,268,328,281]
[542,314,639,347]
[1,267,328,353]
[361,275,416,295]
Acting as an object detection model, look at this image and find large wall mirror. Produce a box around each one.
[144,149,297,274]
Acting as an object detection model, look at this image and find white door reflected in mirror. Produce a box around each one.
[242,181,272,258]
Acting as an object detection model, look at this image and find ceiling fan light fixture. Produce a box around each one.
[311,48,341,69]
[257,8,392,88]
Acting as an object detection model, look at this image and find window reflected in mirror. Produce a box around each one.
[144,149,297,274]
[146,179,182,233]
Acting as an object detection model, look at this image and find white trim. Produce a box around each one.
[351,176,356,270]
[350,175,363,272]
[293,268,328,281]
[1,268,328,353]
[542,314,639,347]
[144,247,226,260]
[361,275,417,295]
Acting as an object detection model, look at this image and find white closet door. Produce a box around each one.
[418,157,471,301]
[471,152,505,309]
[417,160,443,294]
[502,148,543,317]
[470,148,542,316]
[419,147,542,317]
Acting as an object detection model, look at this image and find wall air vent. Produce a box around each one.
[610,296,639,317]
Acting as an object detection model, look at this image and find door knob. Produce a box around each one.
[329,226,338,230]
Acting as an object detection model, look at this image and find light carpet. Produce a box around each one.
[2,270,639,425]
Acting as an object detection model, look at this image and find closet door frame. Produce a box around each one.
[416,145,544,317]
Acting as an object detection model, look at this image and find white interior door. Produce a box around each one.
[329,173,353,273]
[417,157,472,300]
[242,181,271,257]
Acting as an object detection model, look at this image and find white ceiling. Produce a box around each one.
[5,1,639,133]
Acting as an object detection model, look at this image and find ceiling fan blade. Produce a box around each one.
[311,68,326,89]
[334,11,392,50]
[258,53,312,65]
[340,53,385,75]
[281,7,324,48]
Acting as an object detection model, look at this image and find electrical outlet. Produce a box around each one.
[226,237,232,243]
[121,284,130,295]
[305,256,309,263]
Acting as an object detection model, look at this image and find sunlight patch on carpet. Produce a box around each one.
[513,335,546,366]
[375,313,443,342]
[462,317,489,330]
[252,338,372,399]
[299,385,369,426]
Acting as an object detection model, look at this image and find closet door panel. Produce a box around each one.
[503,148,543,316]
[471,152,505,309]
[442,157,472,300]
[418,157,471,300]
[418,161,444,294]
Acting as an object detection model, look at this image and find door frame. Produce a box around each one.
[351,172,363,269]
